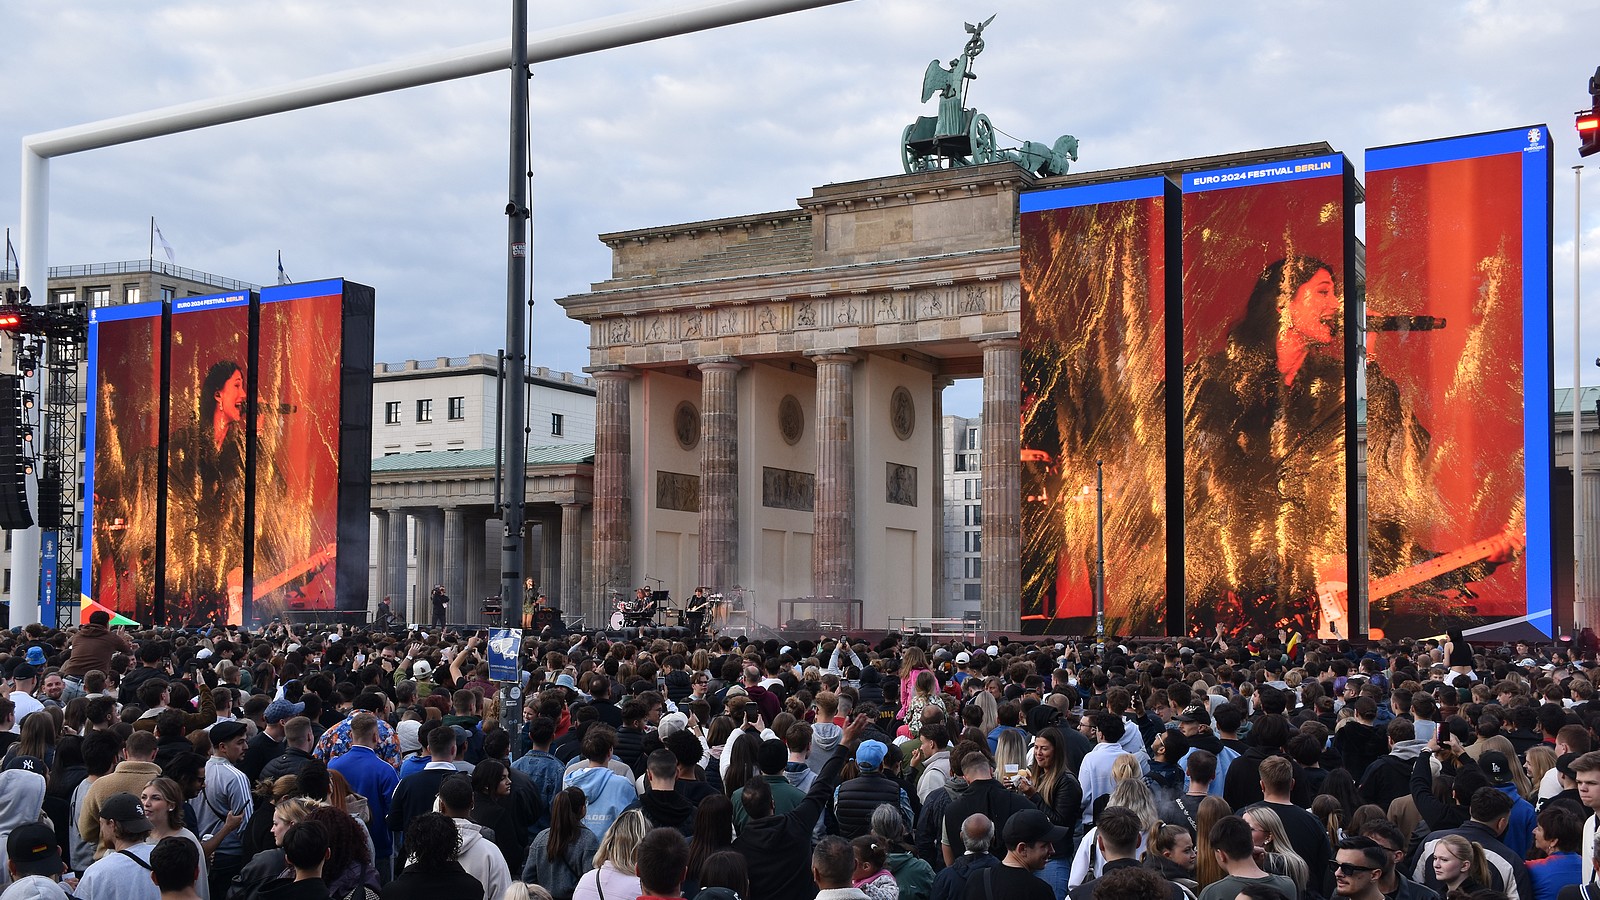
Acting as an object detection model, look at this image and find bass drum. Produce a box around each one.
[609,610,626,629]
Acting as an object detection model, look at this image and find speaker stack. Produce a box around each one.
[0,375,32,530]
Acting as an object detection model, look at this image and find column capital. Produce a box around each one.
[804,348,860,365]
[694,356,746,373]
[972,331,1021,348]
[584,365,637,380]
[933,375,956,390]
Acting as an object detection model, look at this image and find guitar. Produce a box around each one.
[1315,530,1524,638]
[225,542,339,623]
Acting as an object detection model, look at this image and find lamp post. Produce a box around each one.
[1094,459,1106,645]
[1578,164,1587,636]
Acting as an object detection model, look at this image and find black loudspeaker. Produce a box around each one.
[36,474,60,531]
[0,375,31,531]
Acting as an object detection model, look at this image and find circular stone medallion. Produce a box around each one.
[890,386,915,440]
[674,401,700,450]
[778,394,804,446]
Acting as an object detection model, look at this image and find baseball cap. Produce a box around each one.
[6,822,62,877]
[1558,752,1582,780]
[1004,809,1069,847]
[1176,705,1212,726]
[210,720,249,744]
[4,756,44,774]
[412,660,433,680]
[264,698,306,724]
[856,740,888,770]
[449,725,472,745]
[11,663,35,681]
[397,720,423,754]
[955,651,971,665]
[1480,750,1515,786]
[99,792,154,835]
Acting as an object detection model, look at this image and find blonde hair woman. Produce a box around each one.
[570,809,647,900]
[1067,776,1159,889]
[1431,834,1490,895]
[1525,745,1557,802]
[1243,805,1309,898]
[1477,734,1534,800]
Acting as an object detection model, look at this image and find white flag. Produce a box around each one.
[153,222,175,263]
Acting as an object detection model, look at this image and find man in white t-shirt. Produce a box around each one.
[8,665,44,732]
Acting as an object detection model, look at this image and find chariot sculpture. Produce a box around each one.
[902,15,1079,178]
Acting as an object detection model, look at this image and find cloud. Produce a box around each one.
[3,0,1600,420]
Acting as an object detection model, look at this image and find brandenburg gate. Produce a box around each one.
[559,161,1032,632]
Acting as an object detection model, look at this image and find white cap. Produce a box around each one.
[955,651,971,664]
[195,648,214,660]
[986,645,999,656]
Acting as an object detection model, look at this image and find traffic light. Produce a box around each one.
[1581,66,1600,157]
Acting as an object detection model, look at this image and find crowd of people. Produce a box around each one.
[0,611,1594,900]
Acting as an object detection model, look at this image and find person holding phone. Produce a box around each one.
[198,720,253,898]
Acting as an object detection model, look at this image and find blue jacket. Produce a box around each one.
[512,749,566,829]
[1495,782,1539,859]
[329,745,400,858]
[564,763,638,841]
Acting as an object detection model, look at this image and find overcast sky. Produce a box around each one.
[3,0,1599,419]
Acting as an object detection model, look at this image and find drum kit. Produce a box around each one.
[602,587,729,633]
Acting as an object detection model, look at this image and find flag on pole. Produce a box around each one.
[277,250,291,285]
[153,221,176,264]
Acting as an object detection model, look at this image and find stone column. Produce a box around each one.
[386,511,409,611]
[412,512,433,623]
[931,377,951,615]
[426,510,446,619]
[977,334,1022,631]
[697,357,743,592]
[807,350,859,602]
[465,511,487,608]
[443,509,467,617]
[373,510,390,614]
[589,366,635,627]
[541,513,561,608]
[560,503,585,626]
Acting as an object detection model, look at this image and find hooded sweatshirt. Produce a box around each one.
[808,722,844,775]
[638,788,695,835]
[1359,738,1427,809]
[448,818,511,900]
[0,876,71,900]
[785,760,817,793]
[0,770,47,890]
[563,763,639,842]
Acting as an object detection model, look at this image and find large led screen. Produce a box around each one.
[1181,154,1355,639]
[1020,177,1178,635]
[1365,126,1553,639]
[162,291,252,627]
[254,279,374,622]
[82,300,166,624]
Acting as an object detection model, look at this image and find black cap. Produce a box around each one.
[4,755,44,774]
[1003,809,1070,847]
[210,720,249,744]
[1480,750,1514,786]
[1558,752,1583,780]
[6,822,62,876]
[1176,705,1212,726]
[99,792,153,834]
[11,663,35,681]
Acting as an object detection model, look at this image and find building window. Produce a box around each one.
[88,287,112,307]
[384,402,401,425]
[971,505,981,525]
[966,428,979,450]
[963,583,981,601]
[159,286,176,301]
[124,284,142,303]
[448,397,465,420]
[954,454,969,472]
[416,399,432,423]
[52,289,76,305]
[2,569,8,593]
[964,479,975,500]
[551,413,564,436]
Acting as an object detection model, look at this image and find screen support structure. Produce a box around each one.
[11,0,850,624]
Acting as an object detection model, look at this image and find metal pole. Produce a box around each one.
[501,0,530,617]
[1094,459,1105,645]
[1577,164,1587,636]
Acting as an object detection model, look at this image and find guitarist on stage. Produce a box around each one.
[686,586,711,635]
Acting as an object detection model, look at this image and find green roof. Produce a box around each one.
[372,444,594,473]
